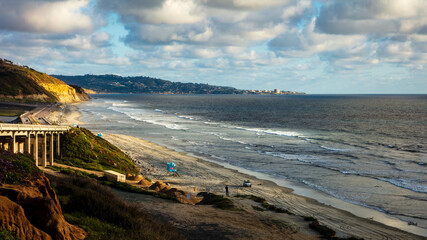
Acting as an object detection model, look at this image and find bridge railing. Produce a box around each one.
[0,123,70,132]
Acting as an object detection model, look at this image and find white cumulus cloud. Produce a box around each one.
[0,0,94,33]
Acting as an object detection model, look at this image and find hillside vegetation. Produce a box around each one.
[58,127,139,175]
[0,151,42,184]
[0,59,89,103]
[54,74,240,94]
[50,175,186,240]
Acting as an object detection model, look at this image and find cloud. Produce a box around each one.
[116,3,303,50]
[203,0,291,10]
[1,0,426,93]
[60,32,111,50]
[316,0,427,35]
[0,0,94,34]
[270,18,367,56]
[100,0,203,25]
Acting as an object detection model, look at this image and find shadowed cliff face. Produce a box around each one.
[0,59,89,103]
[0,151,86,240]
[0,174,87,240]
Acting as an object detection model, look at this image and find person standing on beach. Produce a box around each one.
[225,185,229,196]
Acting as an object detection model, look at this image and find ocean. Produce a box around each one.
[78,94,427,234]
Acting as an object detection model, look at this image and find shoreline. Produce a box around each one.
[62,103,426,239]
[100,132,426,239]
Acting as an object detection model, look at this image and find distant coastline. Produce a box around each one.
[54,74,305,95]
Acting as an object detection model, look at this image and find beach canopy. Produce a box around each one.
[167,162,177,172]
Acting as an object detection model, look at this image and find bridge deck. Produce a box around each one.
[0,123,69,132]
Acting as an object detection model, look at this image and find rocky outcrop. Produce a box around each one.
[149,181,201,205]
[28,73,90,103]
[69,85,91,101]
[82,88,96,94]
[37,83,83,103]
[0,59,89,103]
[137,179,152,186]
[0,196,52,240]
[0,175,87,240]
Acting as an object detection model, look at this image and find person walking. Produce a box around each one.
[225,185,229,197]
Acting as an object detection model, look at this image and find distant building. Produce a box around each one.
[274,89,281,94]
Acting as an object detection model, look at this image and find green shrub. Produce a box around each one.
[49,175,185,240]
[303,216,317,222]
[235,194,266,203]
[59,128,138,175]
[252,206,265,211]
[309,221,336,239]
[0,151,41,184]
[0,229,22,240]
[303,215,342,240]
[197,192,237,210]
[64,213,125,240]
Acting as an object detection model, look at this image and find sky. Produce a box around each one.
[0,0,426,94]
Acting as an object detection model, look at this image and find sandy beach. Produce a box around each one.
[52,105,426,239]
[101,133,425,240]
[46,104,83,125]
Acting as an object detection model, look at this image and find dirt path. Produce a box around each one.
[51,163,104,177]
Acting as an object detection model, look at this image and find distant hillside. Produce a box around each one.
[0,59,89,103]
[53,74,241,94]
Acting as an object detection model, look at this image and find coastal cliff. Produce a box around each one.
[0,151,86,240]
[0,59,89,103]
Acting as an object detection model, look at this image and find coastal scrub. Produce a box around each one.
[0,151,41,184]
[50,175,186,240]
[58,127,138,175]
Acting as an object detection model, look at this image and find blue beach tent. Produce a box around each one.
[167,162,177,172]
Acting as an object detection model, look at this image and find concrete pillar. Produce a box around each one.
[34,133,38,166]
[17,140,23,153]
[11,133,16,153]
[50,133,54,165]
[57,133,60,157]
[42,133,47,167]
[26,134,31,154]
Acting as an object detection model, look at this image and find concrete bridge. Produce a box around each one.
[0,124,69,166]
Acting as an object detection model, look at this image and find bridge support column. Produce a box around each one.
[11,133,16,153]
[26,134,31,154]
[34,133,38,166]
[18,140,24,153]
[42,133,47,167]
[50,133,54,165]
[3,141,9,151]
[57,133,60,158]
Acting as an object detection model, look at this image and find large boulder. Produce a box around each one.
[137,178,152,186]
